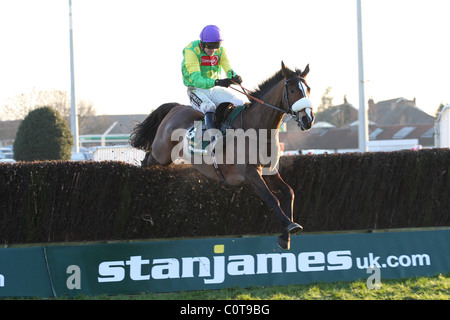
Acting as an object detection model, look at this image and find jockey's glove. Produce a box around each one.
[215,78,233,87]
[231,74,243,84]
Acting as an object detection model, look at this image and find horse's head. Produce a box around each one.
[281,62,315,131]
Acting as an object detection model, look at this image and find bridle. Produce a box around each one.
[283,76,309,114]
[230,76,309,117]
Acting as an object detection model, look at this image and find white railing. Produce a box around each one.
[435,105,450,148]
[91,145,146,166]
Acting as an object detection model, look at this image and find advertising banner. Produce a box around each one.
[0,247,53,297]
[0,229,448,297]
[45,229,449,297]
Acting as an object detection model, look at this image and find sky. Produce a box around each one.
[0,0,449,119]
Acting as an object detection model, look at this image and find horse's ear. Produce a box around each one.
[281,61,289,78]
[300,64,310,78]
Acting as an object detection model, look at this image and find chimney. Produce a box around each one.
[368,98,375,120]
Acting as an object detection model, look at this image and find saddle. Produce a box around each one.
[187,103,245,155]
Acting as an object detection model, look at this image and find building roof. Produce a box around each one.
[285,97,435,134]
[0,114,149,146]
[79,114,148,134]
[282,97,436,151]
[280,123,435,151]
[368,98,435,125]
[314,102,358,127]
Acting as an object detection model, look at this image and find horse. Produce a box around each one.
[130,61,315,250]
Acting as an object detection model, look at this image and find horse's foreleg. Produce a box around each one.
[263,172,294,221]
[245,166,301,239]
[263,172,303,250]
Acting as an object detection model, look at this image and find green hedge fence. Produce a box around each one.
[0,149,448,244]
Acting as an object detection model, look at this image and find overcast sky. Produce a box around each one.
[1,0,449,119]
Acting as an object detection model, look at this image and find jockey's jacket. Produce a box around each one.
[182,40,236,89]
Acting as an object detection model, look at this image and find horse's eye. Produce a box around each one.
[289,89,295,93]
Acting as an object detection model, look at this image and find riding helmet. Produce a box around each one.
[200,25,223,43]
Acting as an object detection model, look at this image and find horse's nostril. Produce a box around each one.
[302,116,309,124]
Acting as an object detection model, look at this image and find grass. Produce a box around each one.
[67,273,449,300]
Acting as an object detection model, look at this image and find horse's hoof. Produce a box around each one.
[287,222,303,235]
[277,236,290,250]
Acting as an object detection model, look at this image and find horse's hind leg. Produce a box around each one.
[141,151,160,167]
[142,147,175,167]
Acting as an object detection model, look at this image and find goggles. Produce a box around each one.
[203,42,221,49]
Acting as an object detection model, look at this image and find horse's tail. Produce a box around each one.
[130,102,180,151]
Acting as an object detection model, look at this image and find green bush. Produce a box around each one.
[13,106,73,161]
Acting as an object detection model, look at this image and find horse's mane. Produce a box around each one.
[250,70,284,101]
[250,66,302,101]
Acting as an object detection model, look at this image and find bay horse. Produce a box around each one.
[130,62,315,250]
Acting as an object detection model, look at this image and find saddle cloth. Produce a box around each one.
[187,103,246,155]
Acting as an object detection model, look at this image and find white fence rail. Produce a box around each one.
[91,145,145,165]
[435,105,450,148]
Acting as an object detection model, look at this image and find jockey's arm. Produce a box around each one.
[220,48,240,82]
[219,47,237,79]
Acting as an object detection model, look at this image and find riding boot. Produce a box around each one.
[204,111,217,143]
[204,112,215,130]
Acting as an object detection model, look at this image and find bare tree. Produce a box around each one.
[317,87,334,112]
[0,88,96,120]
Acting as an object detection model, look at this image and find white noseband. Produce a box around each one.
[291,97,313,113]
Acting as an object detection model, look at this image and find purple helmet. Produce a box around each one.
[199,25,223,43]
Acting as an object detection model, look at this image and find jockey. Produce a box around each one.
[181,25,244,133]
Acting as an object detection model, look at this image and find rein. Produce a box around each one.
[230,80,290,114]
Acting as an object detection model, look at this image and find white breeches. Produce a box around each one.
[187,87,245,113]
